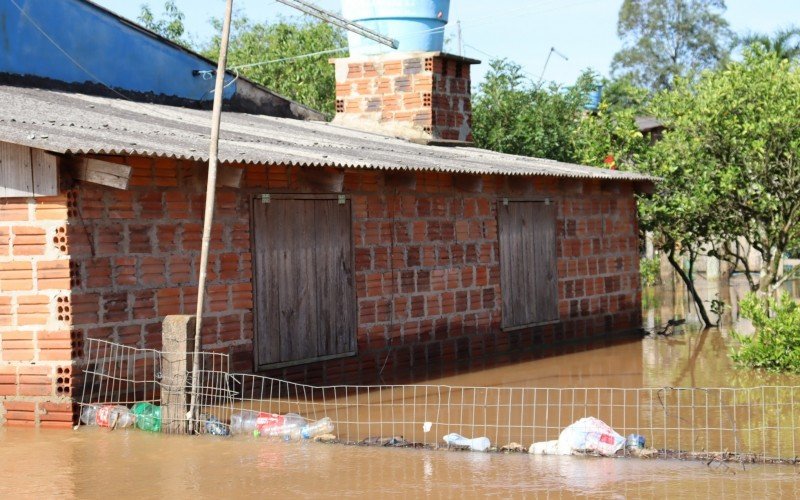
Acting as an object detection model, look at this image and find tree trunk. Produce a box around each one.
[667,250,714,327]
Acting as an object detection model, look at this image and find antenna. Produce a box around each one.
[275,0,398,49]
[457,20,463,56]
[538,46,569,83]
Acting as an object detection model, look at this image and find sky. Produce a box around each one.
[93,0,800,87]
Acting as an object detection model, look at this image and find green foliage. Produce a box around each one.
[641,47,800,293]
[601,76,651,114]
[572,101,649,171]
[472,60,592,162]
[738,26,800,60]
[611,0,733,91]
[639,257,660,286]
[731,293,800,372]
[472,61,648,171]
[202,17,345,116]
[138,0,191,48]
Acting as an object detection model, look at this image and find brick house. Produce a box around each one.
[0,4,653,428]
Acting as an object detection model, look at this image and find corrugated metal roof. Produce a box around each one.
[0,85,655,182]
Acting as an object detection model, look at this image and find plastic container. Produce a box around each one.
[300,417,334,439]
[97,405,135,428]
[254,413,306,439]
[80,404,135,428]
[626,433,645,450]
[341,0,450,56]
[132,402,162,432]
[442,433,491,452]
[80,405,99,426]
[230,410,260,435]
[202,414,229,436]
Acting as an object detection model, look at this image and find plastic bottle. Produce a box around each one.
[442,433,491,452]
[230,410,262,435]
[96,405,135,428]
[80,404,99,426]
[202,414,229,436]
[132,402,162,432]
[257,413,306,440]
[626,433,645,450]
[300,417,334,439]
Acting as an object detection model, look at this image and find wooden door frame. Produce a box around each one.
[250,192,358,371]
[496,197,560,332]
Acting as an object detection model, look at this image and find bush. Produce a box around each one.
[640,257,660,286]
[730,292,800,373]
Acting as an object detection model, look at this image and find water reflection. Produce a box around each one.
[0,428,798,499]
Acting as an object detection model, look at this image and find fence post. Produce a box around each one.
[162,315,195,434]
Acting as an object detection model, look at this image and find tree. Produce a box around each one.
[203,17,345,116]
[138,0,192,48]
[611,0,733,91]
[472,60,593,162]
[642,48,800,325]
[572,102,649,172]
[739,26,800,60]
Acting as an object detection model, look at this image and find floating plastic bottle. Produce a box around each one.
[202,414,229,436]
[626,433,645,450]
[300,417,334,439]
[442,433,491,452]
[98,405,135,428]
[132,402,162,432]
[80,405,99,426]
[256,413,306,440]
[80,404,135,428]
[230,410,264,435]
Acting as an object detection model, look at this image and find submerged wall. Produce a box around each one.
[0,155,642,426]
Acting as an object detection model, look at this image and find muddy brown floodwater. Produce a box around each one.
[2,279,800,498]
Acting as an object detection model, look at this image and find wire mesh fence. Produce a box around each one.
[80,339,800,463]
[80,339,234,434]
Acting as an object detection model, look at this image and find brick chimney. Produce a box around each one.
[331,52,480,144]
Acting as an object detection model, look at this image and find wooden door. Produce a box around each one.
[498,200,558,328]
[252,195,356,369]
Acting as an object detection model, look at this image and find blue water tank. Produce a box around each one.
[585,84,603,111]
[341,0,450,56]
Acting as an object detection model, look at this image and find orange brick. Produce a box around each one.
[12,226,47,256]
[37,260,71,289]
[0,200,30,221]
[34,196,68,220]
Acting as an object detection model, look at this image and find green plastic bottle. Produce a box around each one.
[132,402,162,432]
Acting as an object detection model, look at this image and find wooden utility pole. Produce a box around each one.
[189,0,234,433]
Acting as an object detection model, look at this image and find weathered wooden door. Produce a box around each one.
[498,200,558,328]
[252,195,356,369]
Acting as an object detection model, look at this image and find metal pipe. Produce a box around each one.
[276,0,398,49]
[188,0,234,433]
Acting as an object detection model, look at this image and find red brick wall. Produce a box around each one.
[66,157,254,374]
[1,155,641,426]
[244,166,641,383]
[333,53,475,142]
[0,196,75,427]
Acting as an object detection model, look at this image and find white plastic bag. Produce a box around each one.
[442,433,491,451]
[529,417,625,457]
[557,417,625,456]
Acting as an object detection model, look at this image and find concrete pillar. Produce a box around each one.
[161,315,195,434]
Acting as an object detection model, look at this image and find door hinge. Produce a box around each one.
[260,194,271,204]
[338,195,346,205]
[544,198,551,205]
[502,197,509,206]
